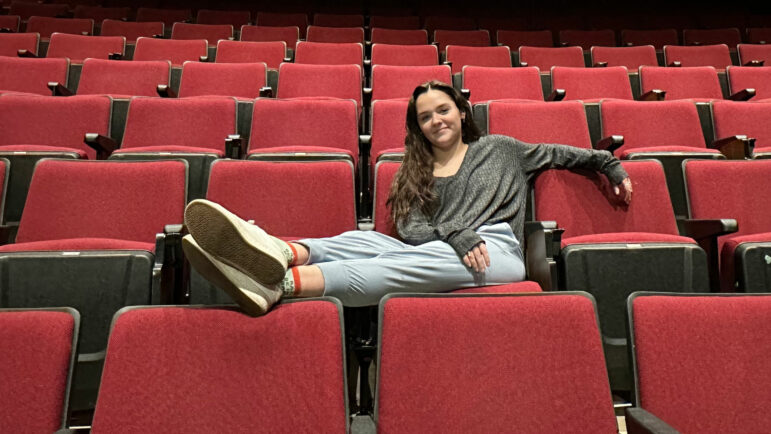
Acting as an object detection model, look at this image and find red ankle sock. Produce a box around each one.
[290,267,302,296]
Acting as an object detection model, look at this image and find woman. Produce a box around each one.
[182,81,632,316]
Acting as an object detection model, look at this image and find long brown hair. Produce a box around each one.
[386,80,481,224]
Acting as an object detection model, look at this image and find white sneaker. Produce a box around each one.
[184,199,288,285]
[182,235,281,317]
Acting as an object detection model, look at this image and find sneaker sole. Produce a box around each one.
[182,236,270,317]
[185,200,286,285]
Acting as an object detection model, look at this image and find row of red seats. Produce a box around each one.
[3,291,769,432]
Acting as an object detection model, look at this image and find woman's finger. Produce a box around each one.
[462,255,471,268]
[479,243,491,267]
[467,251,478,272]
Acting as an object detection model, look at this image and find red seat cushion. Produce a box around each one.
[562,232,696,249]
[720,231,771,291]
[0,238,156,253]
[247,146,354,160]
[0,144,88,158]
[621,146,721,159]
[111,145,224,156]
[451,281,542,294]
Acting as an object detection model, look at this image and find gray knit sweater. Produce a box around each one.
[396,134,629,256]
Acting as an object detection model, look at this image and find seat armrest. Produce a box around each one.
[48,82,74,96]
[519,61,528,67]
[198,55,208,62]
[17,49,37,58]
[678,218,738,292]
[460,88,470,100]
[547,88,565,101]
[359,134,372,214]
[668,60,681,67]
[153,224,185,304]
[624,407,679,434]
[84,133,119,160]
[638,89,666,101]
[0,27,12,33]
[596,135,624,154]
[442,60,452,70]
[524,220,563,291]
[593,61,608,67]
[258,86,273,98]
[108,52,122,60]
[350,414,376,434]
[0,222,18,245]
[728,88,756,101]
[225,134,243,159]
[363,87,372,107]
[710,135,755,159]
[744,59,765,66]
[156,84,177,98]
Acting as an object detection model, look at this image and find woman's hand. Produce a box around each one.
[614,177,633,205]
[463,242,490,273]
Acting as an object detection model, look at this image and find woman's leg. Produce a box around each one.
[291,230,410,264]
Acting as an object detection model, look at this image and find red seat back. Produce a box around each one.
[487,100,592,148]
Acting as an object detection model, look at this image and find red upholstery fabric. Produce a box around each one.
[91,303,347,432]
[619,146,720,159]
[26,17,93,39]
[277,63,362,110]
[0,31,37,57]
[248,98,359,165]
[496,30,553,49]
[711,100,771,147]
[562,232,696,248]
[206,160,357,238]
[313,13,364,28]
[133,37,208,67]
[77,59,170,98]
[370,43,437,66]
[73,6,130,22]
[370,16,421,30]
[721,232,771,291]
[559,29,616,50]
[294,41,363,67]
[600,99,709,156]
[684,160,771,291]
[0,144,87,158]
[591,45,658,69]
[0,14,20,32]
[746,28,771,45]
[255,12,308,38]
[423,15,476,33]
[451,280,542,293]
[371,64,451,101]
[552,66,633,101]
[136,7,192,27]
[620,29,679,49]
[373,160,400,236]
[121,96,236,153]
[519,46,585,70]
[640,66,723,101]
[0,310,75,433]
[111,145,224,156]
[0,237,156,253]
[306,25,364,44]
[177,62,266,99]
[215,40,285,68]
[100,20,164,43]
[15,159,186,244]
[433,29,490,53]
[463,66,543,103]
[46,33,124,63]
[725,65,771,100]
[445,45,509,74]
[0,57,68,96]
[247,145,354,160]
[683,28,742,46]
[664,44,733,70]
[488,100,593,148]
[370,28,427,45]
[377,294,616,433]
[0,94,110,159]
[9,2,68,20]
[240,25,299,50]
[534,160,681,239]
[371,99,408,160]
[196,9,250,27]
[171,23,232,47]
[631,295,771,433]
[737,44,771,66]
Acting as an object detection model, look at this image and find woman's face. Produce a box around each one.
[415,89,465,151]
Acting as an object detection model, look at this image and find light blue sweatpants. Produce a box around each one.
[298,222,526,307]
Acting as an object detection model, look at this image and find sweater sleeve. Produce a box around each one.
[515,139,629,185]
[435,222,485,257]
[397,199,484,256]
[396,203,440,245]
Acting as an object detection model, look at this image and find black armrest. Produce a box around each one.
[363,59,371,67]
[624,407,679,434]
[744,60,765,66]
[559,41,569,47]
[154,223,185,304]
[460,88,470,100]
[17,49,37,58]
[108,52,122,60]
[547,89,565,101]
[225,134,243,159]
[198,55,208,62]
[519,61,528,67]
[283,56,292,62]
[156,84,177,98]
[152,33,163,38]
[638,89,666,101]
[690,41,702,46]
[625,42,634,47]
[358,134,372,213]
[84,133,119,160]
[363,87,372,107]
[0,222,18,245]
[710,135,755,159]
[0,27,13,33]
[668,61,681,67]
[593,61,608,67]
[258,86,273,98]
[442,60,452,70]
[524,220,563,291]
[48,81,74,96]
[596,135,624,154]
[678,218,738,292]
[350,414,376,434]
[728,88,756,101]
